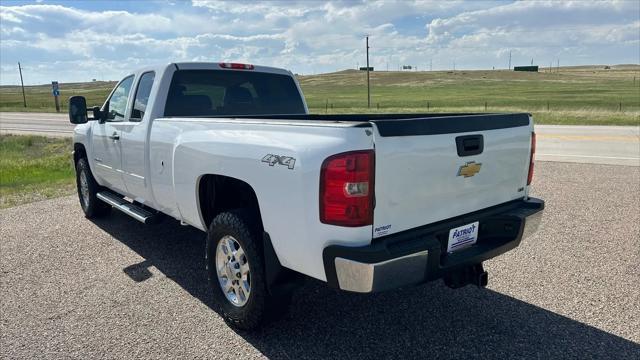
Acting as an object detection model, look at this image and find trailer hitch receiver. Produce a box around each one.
[444,263,488,289]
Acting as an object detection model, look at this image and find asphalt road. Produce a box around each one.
[536,125,640,166]
[1,112,639,166]
[1,161,639,359]
[0,112,73,137]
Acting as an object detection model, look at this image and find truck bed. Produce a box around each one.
[167,112,531,135]
[160,111,533,240]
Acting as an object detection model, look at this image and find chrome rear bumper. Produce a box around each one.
[334,251,429,293]
[325,197,544,293]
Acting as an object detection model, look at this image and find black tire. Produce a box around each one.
[75,157,110,218]
[206,211,288,330]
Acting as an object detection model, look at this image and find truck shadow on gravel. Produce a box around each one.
[93,213,639,359]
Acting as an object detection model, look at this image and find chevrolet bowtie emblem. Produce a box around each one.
[457,161,482,178]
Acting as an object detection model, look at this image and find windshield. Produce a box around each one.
[164,69,306,117]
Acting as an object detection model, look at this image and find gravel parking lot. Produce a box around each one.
[1,161,639,359]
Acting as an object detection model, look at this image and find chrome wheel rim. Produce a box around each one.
[215,235,251,307]
[79,169,90,209]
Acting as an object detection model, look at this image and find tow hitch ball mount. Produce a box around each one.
[444,263,488,289]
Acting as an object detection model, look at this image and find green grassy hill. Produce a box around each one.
[1,65,638,125]
[299,66,640,125]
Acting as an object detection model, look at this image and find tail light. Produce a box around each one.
[320,150,375,227]
[527,132,536,185]
[218,62,254,70]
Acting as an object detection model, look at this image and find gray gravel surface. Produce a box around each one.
[1,161,639,359]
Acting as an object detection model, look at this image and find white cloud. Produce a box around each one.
[1,4,174,35]
[0,0,638,85]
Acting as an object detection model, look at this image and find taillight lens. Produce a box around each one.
[527,132,536,185]
[218,62,254,70]
[320,150,375,227]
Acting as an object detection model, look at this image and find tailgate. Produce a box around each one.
[370,114,533,238]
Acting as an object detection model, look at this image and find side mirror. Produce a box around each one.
[68,96,88,124]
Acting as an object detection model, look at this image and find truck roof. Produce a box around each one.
[173,62,292,76]
[128,62,293,78]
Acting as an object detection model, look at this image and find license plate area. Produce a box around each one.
[447,221,479,253]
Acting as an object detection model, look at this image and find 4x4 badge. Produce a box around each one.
[262,154,296,170]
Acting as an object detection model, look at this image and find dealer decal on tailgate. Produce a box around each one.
[374,224,392,238]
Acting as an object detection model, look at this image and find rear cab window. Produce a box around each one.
[164,70,305,117]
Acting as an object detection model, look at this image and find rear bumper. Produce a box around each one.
[323,197,544,293]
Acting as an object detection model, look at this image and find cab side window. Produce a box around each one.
[107,76,134,122]
[130,72,155,122]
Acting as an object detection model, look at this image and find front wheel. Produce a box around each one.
[206,211,288,330]
[75,157,110,218]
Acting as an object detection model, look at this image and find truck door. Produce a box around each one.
[91,75,133,194]
[120,71,156,203]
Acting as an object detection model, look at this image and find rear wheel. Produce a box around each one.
[75,157,110,218]
[216,234,252,307]
[206,211,289,330]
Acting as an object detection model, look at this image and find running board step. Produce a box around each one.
[96,191,162,225]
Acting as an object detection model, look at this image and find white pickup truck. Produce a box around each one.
[69,62,544,329]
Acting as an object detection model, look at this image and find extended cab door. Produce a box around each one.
[91,75,134,194]
[119,71,156,203]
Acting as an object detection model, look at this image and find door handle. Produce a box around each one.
[455,135,484,156]
[108,132,120,141]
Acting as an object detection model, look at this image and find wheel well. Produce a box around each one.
[198,175,303,295]
[73,143,87,164]
[198,174,263,230]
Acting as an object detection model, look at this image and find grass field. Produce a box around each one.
[0,135,75,209]
[0,65,639,125]
[298,65,640,126]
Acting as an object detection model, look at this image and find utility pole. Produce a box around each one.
[453,60,456,71]
[557,59,560,73]
[18,62,26,107]
[430,59,432,71]
[366,35,371,108]
[508,50,512,70]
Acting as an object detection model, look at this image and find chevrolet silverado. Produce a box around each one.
[68,62,544,329]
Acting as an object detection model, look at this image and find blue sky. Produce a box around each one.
[1,0,638,85]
